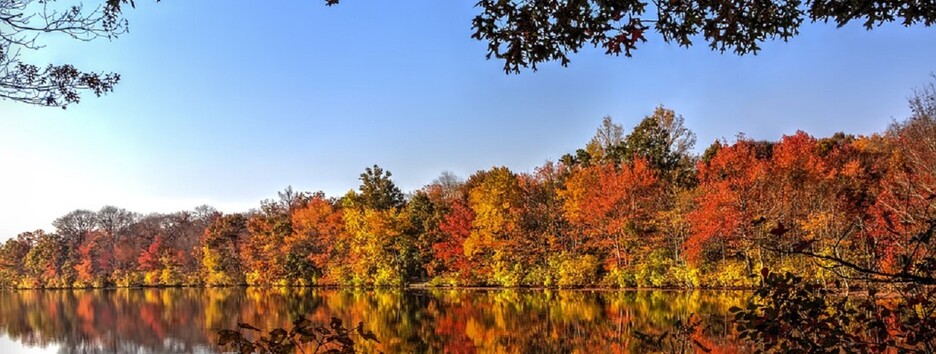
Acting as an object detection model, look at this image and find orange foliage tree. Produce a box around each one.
[560,158,661,286]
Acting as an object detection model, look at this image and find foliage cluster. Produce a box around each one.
[730,267,936,353]
[717,80,936,352]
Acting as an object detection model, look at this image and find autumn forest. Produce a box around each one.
[2,95,935,291]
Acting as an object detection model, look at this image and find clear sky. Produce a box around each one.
[1,1,934,239]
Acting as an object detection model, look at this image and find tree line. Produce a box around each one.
[2,87,934,289]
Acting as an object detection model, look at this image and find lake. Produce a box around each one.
[0,288,749,353]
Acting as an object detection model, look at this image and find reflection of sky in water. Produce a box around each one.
[1,333,218,354]
[1,335,59,353]
[0,289,748,353]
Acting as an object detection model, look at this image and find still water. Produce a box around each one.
[0,288,748,353]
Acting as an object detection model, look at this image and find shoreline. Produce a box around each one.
[2,284,758,292]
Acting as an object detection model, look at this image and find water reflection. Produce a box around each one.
[0,288,749,353]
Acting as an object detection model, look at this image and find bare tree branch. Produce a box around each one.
[0,0,140,108]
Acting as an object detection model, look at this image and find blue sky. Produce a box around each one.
[1,1,934,238]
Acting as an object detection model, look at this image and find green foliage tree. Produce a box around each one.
[201,214,248,286]
[354,165,404,211]
[340,166,415,286]
[619,106,697,186]
[404,191,442,280]
[585,116,625,161]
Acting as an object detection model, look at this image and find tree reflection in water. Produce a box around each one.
[0,288,749,353]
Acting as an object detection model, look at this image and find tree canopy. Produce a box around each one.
[466,0,936,73]
[0,0,136,108]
